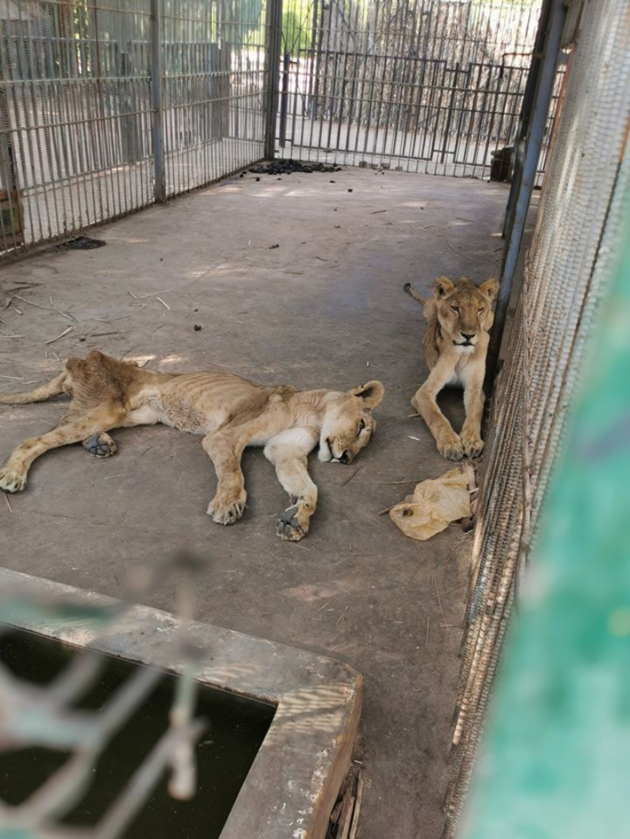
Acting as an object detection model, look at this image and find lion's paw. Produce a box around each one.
[83,433,117,458]
[436,433,464,461]
[461,428,484,459]
[0,466,27,494]
[276,504,309,542]
[207,489,247,525]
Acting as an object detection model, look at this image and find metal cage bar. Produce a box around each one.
[0,0,270,256]
[275,0,560,179]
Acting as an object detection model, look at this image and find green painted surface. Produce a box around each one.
[460,210,630,838]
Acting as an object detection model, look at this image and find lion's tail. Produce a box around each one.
[403,283,426,305]
[0,371,69,404]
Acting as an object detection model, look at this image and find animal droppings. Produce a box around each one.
[249,160,342,176]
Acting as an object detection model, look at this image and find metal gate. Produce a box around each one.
[275,0,557,178]
[0,0,269,255]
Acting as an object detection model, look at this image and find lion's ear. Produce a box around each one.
[480,278,499,301]
[349,381,385,409]
[433,276,455,298]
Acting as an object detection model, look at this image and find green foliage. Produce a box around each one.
[282,9,313,56]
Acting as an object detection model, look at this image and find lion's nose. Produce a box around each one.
[461,332,475,342]
[339,450,350,464]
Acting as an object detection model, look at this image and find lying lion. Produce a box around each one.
[0,351,384,541]
[404,275,499,460]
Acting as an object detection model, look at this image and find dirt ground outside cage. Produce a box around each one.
[0,168,510,837]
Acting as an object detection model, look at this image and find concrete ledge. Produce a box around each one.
[0,568,362,839]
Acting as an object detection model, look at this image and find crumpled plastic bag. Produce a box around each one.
[389,466,472,541]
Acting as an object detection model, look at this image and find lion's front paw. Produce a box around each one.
[436,432,464,461]
[83,433,117,458]
[276,504,309,542]
[461,427,484,459]
[207,489,247,525]
[0,466,27,494]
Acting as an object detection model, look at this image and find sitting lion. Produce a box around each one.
[0,351,384,541]
[404,276,499,460]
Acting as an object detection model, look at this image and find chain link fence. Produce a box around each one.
[444,1,630,834]
[0,0,269,255]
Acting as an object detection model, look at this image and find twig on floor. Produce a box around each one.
[450,531,473,552]
[45,326,73,345]
[128,290,138,299]
[434,575,445,619]
[317,597,335,613]
[0,374,22,380]
[407,412,421,418]
[406,563,423,586]
[418,582,466,605]
[156,297,170,310]
[341,465,362,487]
[372,478,419,485]
[140,446,153,457]
[336,606,349,625]
[138,288,173,299]
[425,616,430,645]
[445,242,495,266]
[378,503,396,516]
[12,293,77,322]
[4,494,13,513]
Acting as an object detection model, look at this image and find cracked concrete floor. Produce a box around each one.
[0,168,509,838]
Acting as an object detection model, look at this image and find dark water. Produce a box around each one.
[0,630,275,838]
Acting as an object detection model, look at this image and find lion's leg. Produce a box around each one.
[82,405,159,458]
[460,368,485,458]
[202,405,290,525]
[0,404,127,493]
[411,358,464,461]
[264,427,319,542]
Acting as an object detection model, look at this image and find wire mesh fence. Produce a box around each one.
[443,1,630,834]
[276,0,560,178]
[0,0,269,256]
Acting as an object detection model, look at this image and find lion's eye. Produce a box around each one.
[358,419,366,434]
[478,308,485,315]
[451,306,460,314]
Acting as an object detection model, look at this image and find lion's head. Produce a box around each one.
[432,276,499,350]
[318,381,385,464]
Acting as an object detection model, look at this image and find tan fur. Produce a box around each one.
[404,276,499,460]
[0,351,384,541]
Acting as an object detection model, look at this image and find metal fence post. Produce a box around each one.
[150,0,165,203]
[264,0,283,160]
[485,0,566,394]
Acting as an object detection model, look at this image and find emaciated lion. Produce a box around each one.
[0,351,384,541]
[404,276,499,460]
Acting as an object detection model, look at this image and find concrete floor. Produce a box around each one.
[0,168,508,838]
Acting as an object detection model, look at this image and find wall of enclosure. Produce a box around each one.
[0,0,269,255]
[444,1,630,834]
[275,0,561,178]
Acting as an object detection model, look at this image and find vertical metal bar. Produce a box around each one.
[486,0,567,395]
[502,0,553,238]
[150,0,165,203]
[264,0,282,159]
[279,49,289,147]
